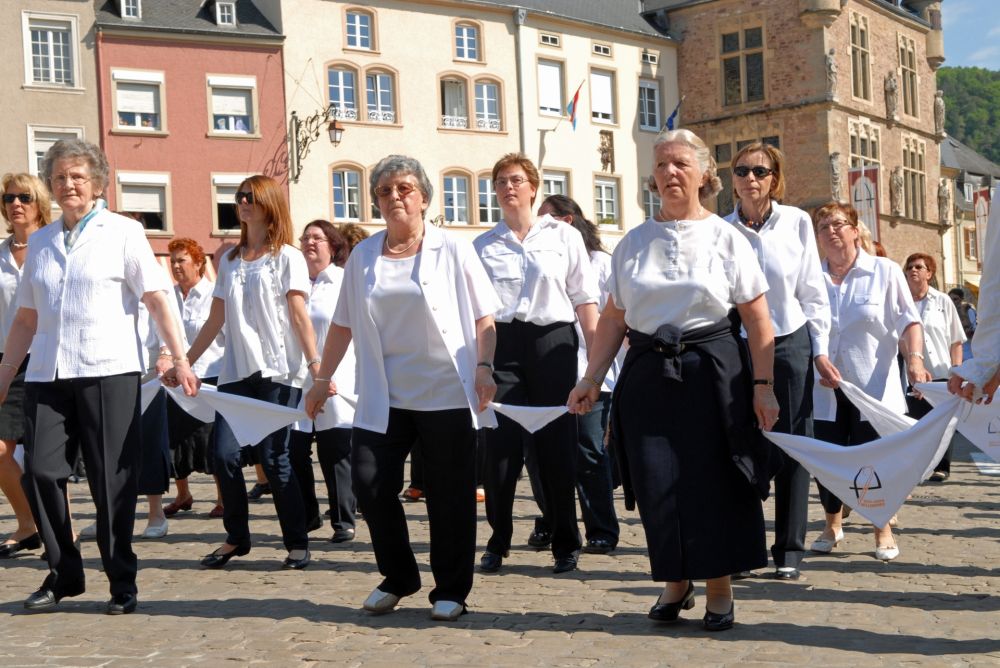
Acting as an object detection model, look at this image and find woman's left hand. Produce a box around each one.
[171,361,200,396]
[753,385,780,431]
[906,359,932,386]
[474,366,496,412]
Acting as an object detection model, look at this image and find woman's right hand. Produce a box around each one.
[567,380,599,415]
[305,378,337,419]
[815,354,842,389]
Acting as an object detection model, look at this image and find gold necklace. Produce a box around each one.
[383,231,422,255]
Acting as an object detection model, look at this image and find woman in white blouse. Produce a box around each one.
[305,155,499,622]
[474,154,599,576]
[568,129,778,631]
[0,173,49,559]
[169,175,320,571]
[723,143,834,581]
[0,139,196,615]
[290,220,357,544]
[809,202,930,561]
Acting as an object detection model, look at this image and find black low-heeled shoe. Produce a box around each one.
[703,602,735,631]
[648,580,695,623]
[282,549,310,570]
[0,533,42,559]
[200,542,251,569]
[478,550,505,573]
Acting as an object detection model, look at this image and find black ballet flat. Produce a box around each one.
[703,602,735,631]
[200,542,251,569]
[0,533,42,558]
[648,580,695,623]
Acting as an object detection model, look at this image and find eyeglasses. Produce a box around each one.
[234,191,255,204]
[494,176,529,188]
[906,264,928,271]
[299,234,329,245]
[733,165,774,179]
[2,194,33,205]
[374,183,418,198]
[50,174,90,187]
[817,220,853,233]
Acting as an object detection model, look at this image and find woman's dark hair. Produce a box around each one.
[303,219,349,267]
[540,194,606,254]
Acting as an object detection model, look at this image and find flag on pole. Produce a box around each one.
[566,80,585,131]
[663,96,684,131]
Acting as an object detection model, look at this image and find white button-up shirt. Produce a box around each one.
[575,250,621,391]
[174,277,224,379]
[914,286,966,379]
[813,250,921,421]
[17,208,170,381]
[333,223,501,434]
[725,202,831,357]
[473,215,598,325]
[0,238,25,353]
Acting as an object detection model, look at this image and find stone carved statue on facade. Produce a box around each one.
[829,152,843,201]
[934,90,946,136]
[598,131,614,173]
[884,72,899,123]
[890,166,904,216]
[938,178,951,224]
[825,48,838,99]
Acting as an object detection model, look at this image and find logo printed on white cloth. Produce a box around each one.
[988,417,1000,448]
[851,466,886,508]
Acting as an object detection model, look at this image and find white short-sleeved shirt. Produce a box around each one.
[174,277,224,379]
[473,215,599,325]
[914,286,966,379]
[813,250,922,421]
[724,202,832,356]
[0,238,25,353]
[607,216,768,334]
[575,250,621,391]
[213,245,311,387]
[17,207,170,381]
[333,223,501,434]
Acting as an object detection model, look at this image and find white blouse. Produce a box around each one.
[0,238,24,353]
[607,215,768,334]
[914,286,966,380]
[473,215,599,325]
[724,202,831,356]
[813,250,922,421]
[174,277,224,379]
[576,250,621,391]
[213,245,311,388]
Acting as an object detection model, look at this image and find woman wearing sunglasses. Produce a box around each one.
[0,174,50,559]
[722,143,834,581]
[166,175,320,571]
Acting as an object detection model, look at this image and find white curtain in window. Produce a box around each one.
[442,80,466,117]
[117,83,158,114]
[212,89,250,115]
[537,61,562,112]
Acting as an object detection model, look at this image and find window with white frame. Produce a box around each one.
[537,60,564,115]
[331,167,363,222]
[638,80,660,131]
[478,176,501,225]
[346,10,373,50]
[543,171,568,197]
[899,35,918,116]
[641,51,658,65]
[211,176,248,233]
[440,77,468,128]
[455,23,479,61]
[963,182,975,201]
[594,177,620,227]
[721,27,765,106]
[112,70,164,131]
[593,43,612,57]
[539,33,560,47]
[443,174,470,224]
[902,136,926,220]
[28,126,83,176]
[365,71,395,123]
[850,13,871,100]
[216,1,236,26]
[849,121,880,169]
[117,172,169,232]
[643,182,661,219]
[590,69,615,123]
[23,13,78,87]
[122,0,141,19]
[964,227,978,260]
[208,76,256,134]
[475,80,500,131]
[328,66,359,120]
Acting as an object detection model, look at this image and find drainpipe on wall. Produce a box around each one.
[513,8,527,155]
[95,27,106,150]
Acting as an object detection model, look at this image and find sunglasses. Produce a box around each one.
[733,165,774,179]
[234,191,255,204]
[374,183,418,198]
[2,194,33,205]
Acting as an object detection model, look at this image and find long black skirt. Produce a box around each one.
[616,345,767,581]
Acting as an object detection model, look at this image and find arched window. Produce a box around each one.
[474,78,502,131]
[439,74,470,128]
[477,172,501,225]
[327,63,360,120]
[442,170,473,224]
[364,67,397,123]
[454,21,481,61]
[331,163,365,222]
[344,8,376,50]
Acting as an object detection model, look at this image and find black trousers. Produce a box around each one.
[352,408,477,604]
[22,373,142,597]
[290,426,356,531]
[137,388,171,496]
[814,389,880,514]
[906,383,952,474]
[768,325,814,569]
[484,319,581,559]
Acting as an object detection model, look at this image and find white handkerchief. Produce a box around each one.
[167,385,307,446]
[916,382,1000,464]
[488,402,568,434]
[140,379,162,414]
[838,380,916,436]
[765,397,960,528]
[165,385,217,423]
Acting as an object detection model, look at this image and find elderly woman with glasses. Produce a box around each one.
[305,155,499,621]
[722,143,834,581]
[809,202,930,562]
[0,139,196,614]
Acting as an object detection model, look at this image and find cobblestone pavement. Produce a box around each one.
[1,439,998,666]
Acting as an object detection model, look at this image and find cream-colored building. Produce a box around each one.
[283,0,678,242]
[1,1,99,178]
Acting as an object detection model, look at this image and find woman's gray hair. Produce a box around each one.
[653,129,723,200]
[42,139,110,192]
[369,155,433,205]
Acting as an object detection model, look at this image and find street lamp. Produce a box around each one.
[289,109,345,183]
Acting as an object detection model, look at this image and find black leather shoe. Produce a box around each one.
[247,483,271,500]
[552,553,579,574]
[478,551,504,573]
[0,533,42,558]
[200,542,251,568]
[583,538,615,555]
[648,580,695,622]
[330,528,355,543]
[24,582,85,611]
[106,592,138,615]
[282,549,311,570]
[305,515,323,532]
[527,528,552,549]
[703,602,735,631]
[774,568,801,581]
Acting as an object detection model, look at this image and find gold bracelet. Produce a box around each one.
[0,362,17,371]
[581,375,602,389]
[313,377,331,383]
[172,356,190,364]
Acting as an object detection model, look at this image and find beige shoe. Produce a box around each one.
[875,544,899,561]
[809,528,844,553]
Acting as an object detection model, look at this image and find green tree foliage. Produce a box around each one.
[937,66,1000,164]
